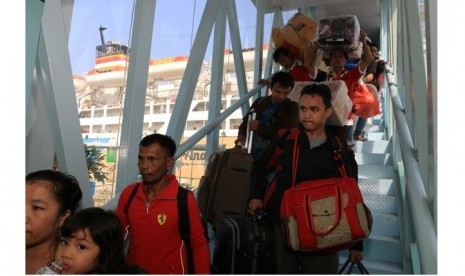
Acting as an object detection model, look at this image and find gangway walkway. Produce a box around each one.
[340,91,403,273]
[25,0,437,274]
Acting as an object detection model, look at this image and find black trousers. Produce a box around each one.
[274,224,339,274]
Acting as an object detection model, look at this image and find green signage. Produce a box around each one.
[106,149,116,163]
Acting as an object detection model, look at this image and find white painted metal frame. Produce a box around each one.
[424,0,437,228]
[166,0,221,144]
[26,0,44,128]
[114,0,157,195]
[28,0,94,207]
[253,0,265,87]
[263,8,284,83]
[403,0,430,200]
[205,1,227,160]
[225,0,250,115]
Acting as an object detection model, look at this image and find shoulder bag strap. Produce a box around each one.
[266,129,292,170]
[177,187,194,274]
[291,134,349,184]
[332,136,348,177]
[291,129,300,186]
[262,128,297,206]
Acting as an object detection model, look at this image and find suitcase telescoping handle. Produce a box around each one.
[245,110,256,154]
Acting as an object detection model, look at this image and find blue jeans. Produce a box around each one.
[353,117,367,138]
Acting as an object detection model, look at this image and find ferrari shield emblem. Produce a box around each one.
[157,214,167,225]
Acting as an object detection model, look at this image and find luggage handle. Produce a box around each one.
[245,110,256,154]
[235,141,245,150]
[338,259,370,274]
[305,187,342,236]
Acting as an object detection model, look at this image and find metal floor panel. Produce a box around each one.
[371,213,400,238]
[359,165,395,179]
[367,124,384,133]
[353,140,391,154]
[363,194,398,214]
[358,178,396,195]
[338,237,402,264]
[355,152,392,165]
[364,234,403,263]
[368,132,386,140]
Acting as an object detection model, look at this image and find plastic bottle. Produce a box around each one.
[36,259,63,274]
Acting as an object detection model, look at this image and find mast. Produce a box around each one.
[99,25,107,46]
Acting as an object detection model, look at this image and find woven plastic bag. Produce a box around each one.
[351,83,381,118]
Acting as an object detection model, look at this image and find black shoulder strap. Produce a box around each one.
[331,135,349,177]
[177,187,194,274]
[123,183,140,213]
[266,128,293,170]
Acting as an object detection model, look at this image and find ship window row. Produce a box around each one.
[79,100,241,118]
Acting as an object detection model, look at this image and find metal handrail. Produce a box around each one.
[102,85,263,210]
[384,64,437,274]
[174,84,262,159]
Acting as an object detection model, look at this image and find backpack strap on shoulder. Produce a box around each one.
[177,187,194,274]
[122,183,140,251]
[123,183,140,214]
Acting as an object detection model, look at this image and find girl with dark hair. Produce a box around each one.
[56,207,144,274]
[26,169,83,274]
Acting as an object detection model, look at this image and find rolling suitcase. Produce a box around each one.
[197,113,255,230]
[211,210,275,274]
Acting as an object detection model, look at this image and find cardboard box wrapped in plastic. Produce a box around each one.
[289,81,352,126]
[272,12,318,60]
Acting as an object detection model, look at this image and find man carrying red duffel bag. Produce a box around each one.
[248,83,371,274]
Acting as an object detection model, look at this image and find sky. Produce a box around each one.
[68,0,292,76]
[0,0,463,274]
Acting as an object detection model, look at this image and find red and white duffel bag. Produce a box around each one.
[280,135,372,252]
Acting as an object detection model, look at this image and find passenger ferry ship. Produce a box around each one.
[73,28,268,199]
